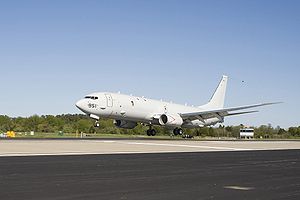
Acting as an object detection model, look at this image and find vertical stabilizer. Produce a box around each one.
[200,75,228,109]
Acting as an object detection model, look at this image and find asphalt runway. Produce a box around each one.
[1,150,300,200]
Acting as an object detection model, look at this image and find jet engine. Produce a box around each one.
[159,114,183,127]
[113,120,137,129]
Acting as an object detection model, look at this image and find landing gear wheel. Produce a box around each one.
[147,129,152,136]
[177,128,183,135]
[173,128,183,136]
[146,129,156,136]
[94,121,100,128]
[150,129,156,136]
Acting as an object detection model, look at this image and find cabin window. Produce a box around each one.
[131,101,134,106]
[85,96,98,100]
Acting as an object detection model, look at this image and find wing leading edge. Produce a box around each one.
[180,102,282,122]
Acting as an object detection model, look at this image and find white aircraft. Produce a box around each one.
[75,75,279,136]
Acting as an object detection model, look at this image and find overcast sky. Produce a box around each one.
[0,0,299,128]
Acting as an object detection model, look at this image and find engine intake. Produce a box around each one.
[159,114,183,127]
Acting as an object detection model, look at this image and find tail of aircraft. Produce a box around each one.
[200,75,228,109]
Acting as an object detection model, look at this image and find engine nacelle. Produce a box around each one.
[159,114,183,127]
[113,120,137,129]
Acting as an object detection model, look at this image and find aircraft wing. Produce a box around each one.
[179,102,281,121]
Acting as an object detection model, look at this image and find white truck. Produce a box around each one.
[240,128,254,139]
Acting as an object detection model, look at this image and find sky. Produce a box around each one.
[0,0,299,128]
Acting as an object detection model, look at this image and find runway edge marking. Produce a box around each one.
[117,141,252,151]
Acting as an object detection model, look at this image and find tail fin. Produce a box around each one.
[200,75,228,109]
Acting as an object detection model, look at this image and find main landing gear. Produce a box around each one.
[146,125,156,136]
[173,128,183,136]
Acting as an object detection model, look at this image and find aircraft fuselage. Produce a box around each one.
[76,92,220,128]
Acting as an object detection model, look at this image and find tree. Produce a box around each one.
[0,115,12,131]
[208,127,215,136]
[278,128,286,135]
[0,114,299,138]
[225,126,232,133]
[25,115,42,132]
[288,127,300,137]
[76,119,93,133]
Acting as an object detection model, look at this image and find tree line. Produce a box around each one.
[0,114,299,138]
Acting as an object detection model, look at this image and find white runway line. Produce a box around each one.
[100,140,117,143]
[224,186,255,191]
[0,150,206,157]
[116,141,253,151]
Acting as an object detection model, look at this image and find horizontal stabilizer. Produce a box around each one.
[180,102,282,121]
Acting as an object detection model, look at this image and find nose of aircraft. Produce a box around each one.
[75,99,86,110]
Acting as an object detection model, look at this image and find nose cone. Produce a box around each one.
[75,99,86,112]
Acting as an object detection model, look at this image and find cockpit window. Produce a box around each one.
[85,96,98,100]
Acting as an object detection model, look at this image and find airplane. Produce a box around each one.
[75,75,279,136]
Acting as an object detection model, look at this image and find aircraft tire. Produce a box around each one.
[94,121,100,128]
[150,129,156,136]
[173,128,183,135]
[173,128,178,136]
[146,129,152,136]
[173,128,179,135]
[177,128,183,135]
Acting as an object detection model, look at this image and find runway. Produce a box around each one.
[0,139,300,199]
[0,150,299,200]
[0,139,300,156]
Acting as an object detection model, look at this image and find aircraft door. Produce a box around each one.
[105,94,113,107]
[97,94,106,110]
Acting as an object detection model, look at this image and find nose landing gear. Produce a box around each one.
[94,121,100,127]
